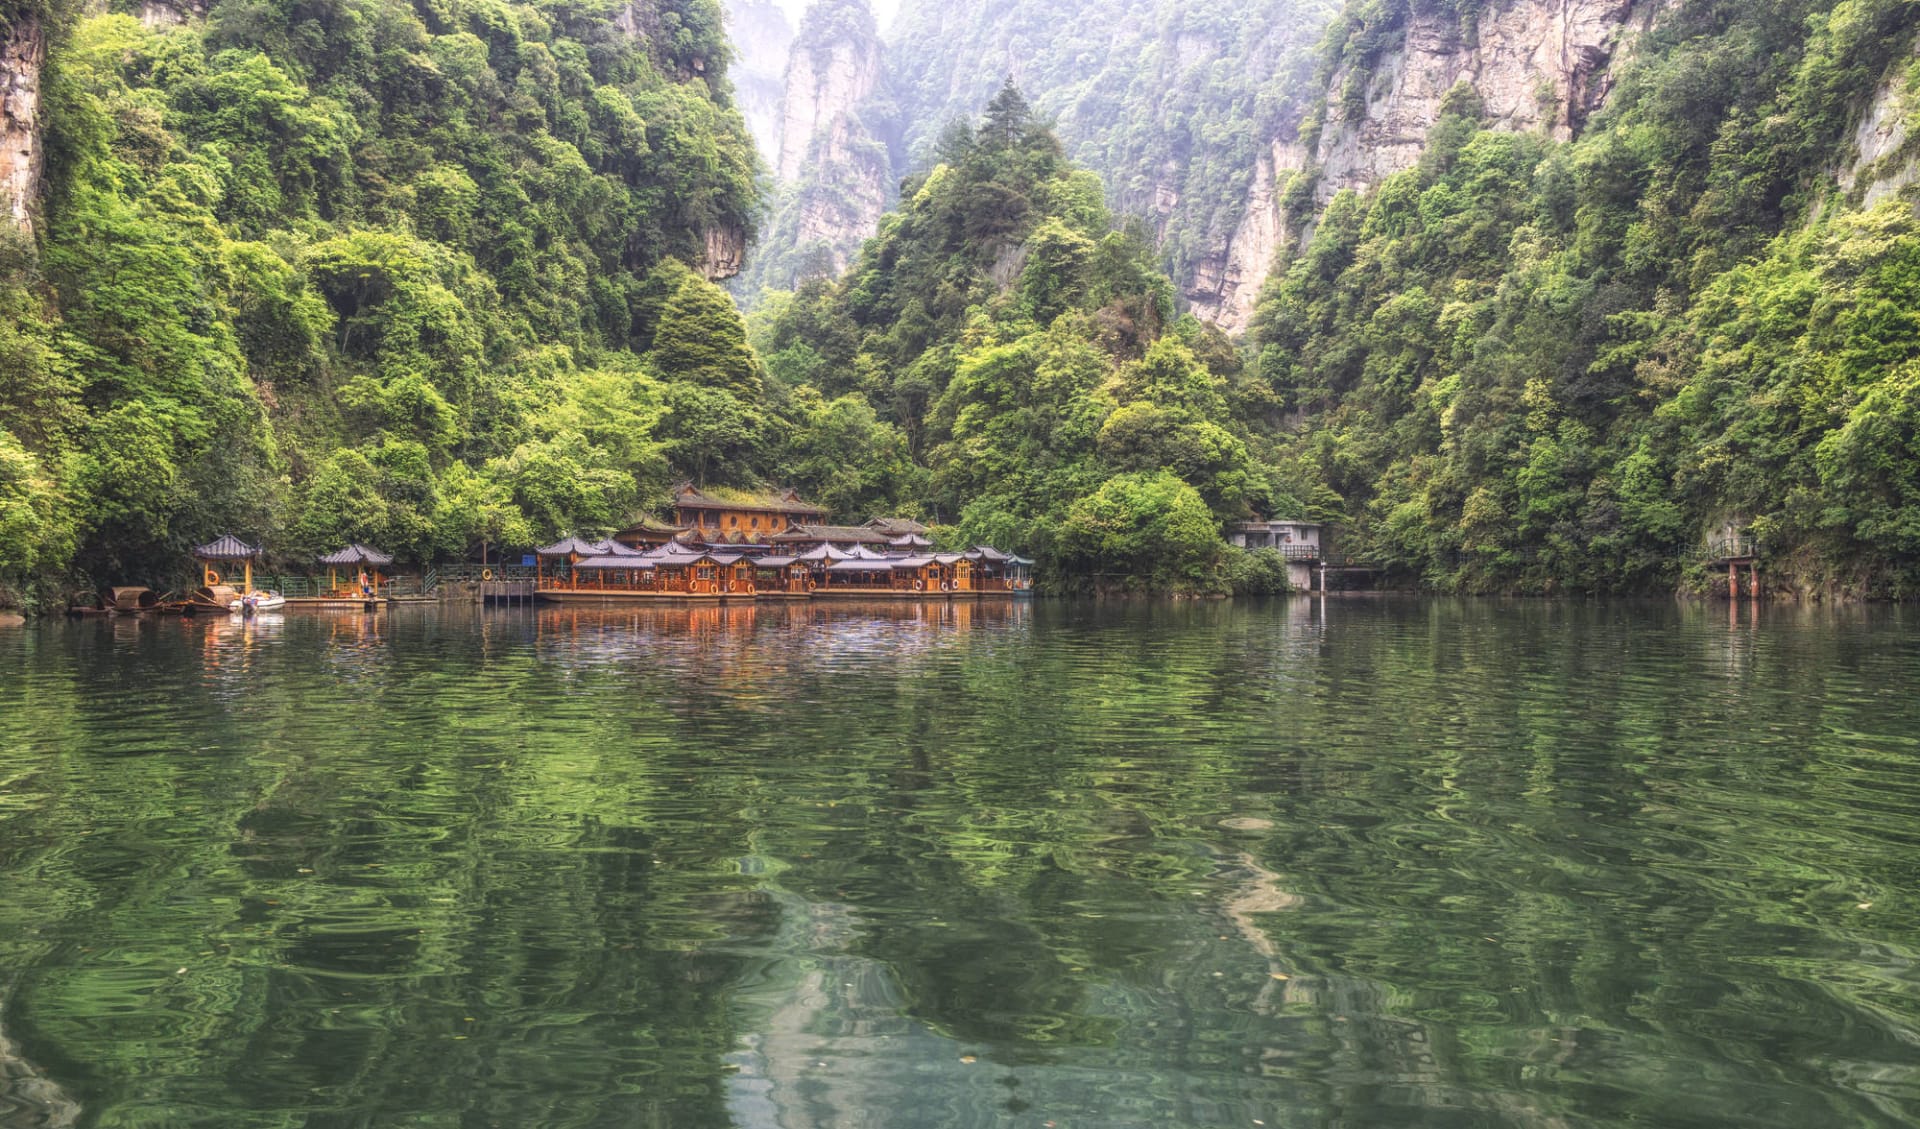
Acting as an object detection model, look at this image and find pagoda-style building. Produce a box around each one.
[668,483,826,542]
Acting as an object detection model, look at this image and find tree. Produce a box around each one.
[649,273,764,397]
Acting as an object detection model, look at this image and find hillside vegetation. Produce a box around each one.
[756,84,1291,593]
[6,0,1920,605]
[1251,0,1920,595]
[0,0,762,605]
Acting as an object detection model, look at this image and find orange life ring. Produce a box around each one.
[482,568,494,581]
[205,569,222,586]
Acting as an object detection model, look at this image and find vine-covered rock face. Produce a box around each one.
[0,13,42,231]
[1193,0,1652,332]
[1311,0,1648,200]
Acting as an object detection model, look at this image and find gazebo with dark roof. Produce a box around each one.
[193,534,260,591]
[319,544,394,567]
[319,544,395,596]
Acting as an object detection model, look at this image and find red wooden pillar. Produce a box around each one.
[1748,560,1759,599]
[1728,560,1737,598]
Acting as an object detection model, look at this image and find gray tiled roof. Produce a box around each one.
[537,537,603,558]
[772,524,895,544]
[193,534,259,560]
[318,544,394,566]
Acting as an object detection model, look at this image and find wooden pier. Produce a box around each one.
[479,580,536,607]
[1705,535,1759,598]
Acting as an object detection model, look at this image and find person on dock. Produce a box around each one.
[358,570,372,598]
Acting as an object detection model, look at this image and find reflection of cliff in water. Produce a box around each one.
[0,1008,79,1129]
[721,841,1497,1129]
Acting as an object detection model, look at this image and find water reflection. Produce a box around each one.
[0,600,1916,1128]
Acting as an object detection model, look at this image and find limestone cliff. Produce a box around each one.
[0,13,43,232]
[136,0,208,30]
[1189,0,1655,332]
[776,0,885,181]
[724,0,795,171]
[702,222,748,280]
[1839,34,1920,209]
[738,0,897,296]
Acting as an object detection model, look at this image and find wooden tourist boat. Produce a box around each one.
[535,543,757,604]
[183,584,242,614]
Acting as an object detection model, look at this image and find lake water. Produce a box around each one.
[1,598,1917,1129]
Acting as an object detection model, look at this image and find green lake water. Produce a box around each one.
[1,598,1917,1128]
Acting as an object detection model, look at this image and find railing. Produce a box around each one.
[1239,544,1323,561]
[241,573,441,598]
[440,563,539,584]
[1703,536,1757,561]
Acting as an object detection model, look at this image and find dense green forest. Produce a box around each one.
[1251,0,1920,596]
[0,0,1294,609]
[0,0,769,607]
[6,0,1920,607]
[751,84,1293,593]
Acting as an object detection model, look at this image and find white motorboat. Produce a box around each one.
[230,591,287,615]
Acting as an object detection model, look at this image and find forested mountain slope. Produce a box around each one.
[753,0,1338,324]
[0,0,762,606]
[1251,0,1920,595]
[754,85,1295,593]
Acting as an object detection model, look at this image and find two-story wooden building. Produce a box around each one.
[669,484,826,542]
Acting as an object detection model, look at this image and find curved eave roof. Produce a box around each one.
[319,544,394,566]
[193,534,259,560]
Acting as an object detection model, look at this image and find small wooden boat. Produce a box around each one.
[102,586,164,615]
[67,592,113,617]
[183,585,242,614]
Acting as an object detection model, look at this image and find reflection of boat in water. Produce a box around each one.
[230,591,287,616]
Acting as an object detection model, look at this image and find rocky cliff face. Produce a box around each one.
[702,223,748,280]
[0,14,43,232]
[1188,0,1654,332]
[1840,35,1920,209]
[776,12,885,181]
[736,0,897,296]
[724,0,795,171]
[1186,140,1308,331]
[784,114,891,271]
[136,0,208,29]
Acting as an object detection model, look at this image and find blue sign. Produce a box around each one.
[521,555,536,567]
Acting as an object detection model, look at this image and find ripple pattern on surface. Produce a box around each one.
[0,599,1917,1127]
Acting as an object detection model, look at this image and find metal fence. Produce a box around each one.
[249,574,438,597]
[1703,536,1757,561]
[438,563,539,584]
